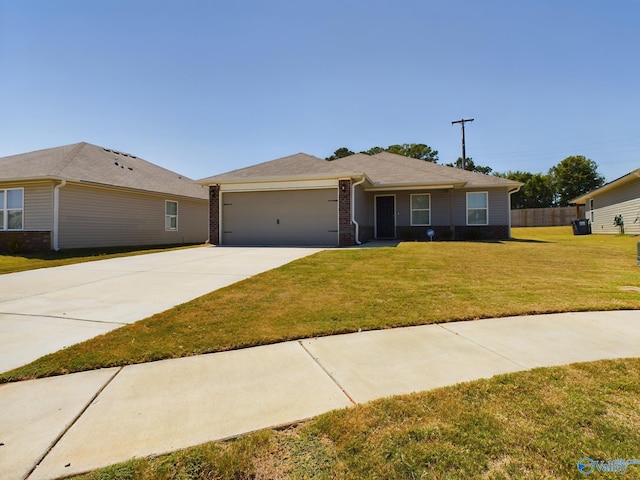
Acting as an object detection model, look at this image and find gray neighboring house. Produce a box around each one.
[0,142,209,252]
[198,152,523,247]
[571,167,640,235]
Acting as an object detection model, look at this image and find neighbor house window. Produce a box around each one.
[0,188,24,230]
[411,194,431,226]
[165,201,178,231]
[467,192,488,225]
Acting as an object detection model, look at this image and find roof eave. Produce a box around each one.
[197,172,364,185]
[570,168,640,204]
[366,182,461,192]
[0,175,65,183]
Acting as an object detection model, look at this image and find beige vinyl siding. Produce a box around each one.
[353,183,370,226]
[451,189,510,225]
[0,181,54,231]
[401,190,450,225]
[58,183,208,249]
[589,177,640,235]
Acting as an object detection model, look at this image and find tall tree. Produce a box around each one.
[325,147,355,161]
[549,155,605,206]
[326,143,439,162]
[446,157,493,174]
[385,143,439,162]
[361,146,385,155]
[495,170,555,209]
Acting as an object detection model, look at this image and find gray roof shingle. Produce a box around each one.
[199,151,522,189]
[0,142,208,199]
[197,153,360,184]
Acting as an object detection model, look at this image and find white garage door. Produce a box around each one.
[221,189,339,246]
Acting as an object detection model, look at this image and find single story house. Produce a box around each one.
[571,167,640,235]
[0,142,209,252]
[198,151,523,246]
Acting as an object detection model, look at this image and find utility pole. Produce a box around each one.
[451,118,474,169]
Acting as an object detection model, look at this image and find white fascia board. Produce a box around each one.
[220,178,340,192]
[365,183,458,192]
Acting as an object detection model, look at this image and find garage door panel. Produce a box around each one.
[222,189,338,246]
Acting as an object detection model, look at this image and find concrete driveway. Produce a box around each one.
[0,246,323,373]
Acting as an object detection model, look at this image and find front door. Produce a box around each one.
[376,195,395,238]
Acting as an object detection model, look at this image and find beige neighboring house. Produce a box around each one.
[198,151,523,247]
[0,142,209,252]
[571,167,640,235]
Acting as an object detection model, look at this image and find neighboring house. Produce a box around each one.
[0,142,209,252]
[198,152,522,246]
[571,167,640,235]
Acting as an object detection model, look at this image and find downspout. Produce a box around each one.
[351,176,366,245]
[53,179,66,251]
[508,186,521,239]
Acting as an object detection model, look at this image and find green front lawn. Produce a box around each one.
[0,243,201,275]
[2,227,638,383]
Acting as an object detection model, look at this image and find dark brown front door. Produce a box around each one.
[376,195,395,238]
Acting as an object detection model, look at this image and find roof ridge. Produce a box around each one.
[372,152,466,184]
[50,142,87,176]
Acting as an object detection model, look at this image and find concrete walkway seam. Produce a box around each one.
[297,340,357,406]
[25,367,123,480]
[436,323,530,369]
[0,311,127,326]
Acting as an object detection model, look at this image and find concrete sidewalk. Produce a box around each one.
[0,246,324,373]
[2,310,639,480]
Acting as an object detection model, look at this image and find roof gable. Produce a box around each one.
[0,142,207,199]
[199,151,521,189]
[334,152,521,188]
[571,167,640,204]
[198,153,359,184]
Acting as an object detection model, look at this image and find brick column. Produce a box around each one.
[209,185,220,245]
[338,179,355,246]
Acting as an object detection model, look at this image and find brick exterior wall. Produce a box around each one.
[396,225,510,241]
[208,185,220,245]
[338,179,355,246]
[0,231,51,253]
[454,225,510,241]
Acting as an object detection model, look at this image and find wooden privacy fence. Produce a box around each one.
[511,206,585,227]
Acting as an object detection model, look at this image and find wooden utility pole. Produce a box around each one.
[451,118,474,169]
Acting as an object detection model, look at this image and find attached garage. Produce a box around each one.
[221,188,339,246]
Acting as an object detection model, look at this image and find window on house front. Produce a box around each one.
[411,194,431,225]
[0,188,24,230]
[467,192,488,225]
[589,199,594,223]
[165,201,178,231]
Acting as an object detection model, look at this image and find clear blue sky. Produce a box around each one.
[1,0,639,182]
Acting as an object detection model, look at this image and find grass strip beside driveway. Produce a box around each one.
[2,227,639,382]
[0,244,200,274]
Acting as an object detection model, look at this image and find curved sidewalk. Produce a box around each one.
[2,310,640,480]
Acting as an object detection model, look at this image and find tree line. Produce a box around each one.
[326,144,606,208]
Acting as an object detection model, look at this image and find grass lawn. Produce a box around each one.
[1,226,638,382]
[0,243,201,275]
[72,357,640,479]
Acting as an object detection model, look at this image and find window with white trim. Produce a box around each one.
[410,194,430,226]
[0,188,24,230]
[165,200,178,231]
[467,192,488,225]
